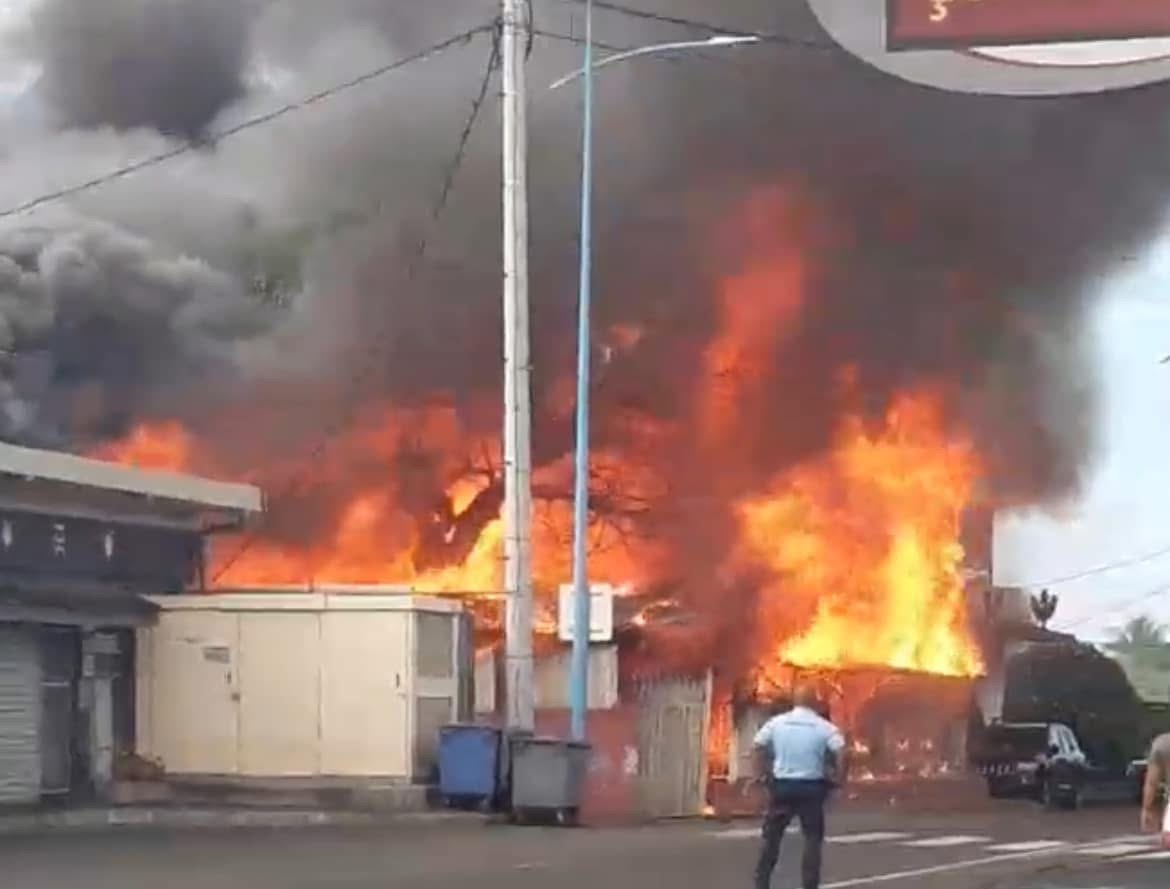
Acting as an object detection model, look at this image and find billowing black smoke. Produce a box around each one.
[569,1,1169,510]
[29,0,253,139]
[0,219,273,445]
[1,0,1170,582]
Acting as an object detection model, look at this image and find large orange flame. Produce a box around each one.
[91,421,195,472]
[739,389,983,682]
[92,187,985,688]
[94,404,667,598]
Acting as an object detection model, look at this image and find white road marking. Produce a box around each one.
[813,835,1163,888]
[901,834,990,848]
[707,831,1155,888]
[715,828,909,843]
[829,832,914,845]
[1123,849,1170,861]
[983,840,1067,853]
[819,840,1128,889]
[713,827,760,839]
[1075,843,1152,857]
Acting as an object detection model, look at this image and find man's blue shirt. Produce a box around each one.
[753,706,845,781]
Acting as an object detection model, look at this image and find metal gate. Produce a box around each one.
[0,625,41,805]
[634,672,712,819]
[39,627,80,797]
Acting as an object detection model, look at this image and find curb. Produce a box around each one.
[0,807,484,836]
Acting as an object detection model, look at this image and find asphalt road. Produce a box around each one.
[0,802,1163,889]
[1024,860,1169,889]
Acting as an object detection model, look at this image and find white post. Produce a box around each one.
[501,0,535,733]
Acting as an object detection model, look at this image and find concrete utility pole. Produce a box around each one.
[501,0,535,733]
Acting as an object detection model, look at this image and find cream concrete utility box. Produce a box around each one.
[135,591,469,781]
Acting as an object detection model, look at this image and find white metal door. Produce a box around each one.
[320,612,409,777]
[238,613,320,776]
[151,612,239,775]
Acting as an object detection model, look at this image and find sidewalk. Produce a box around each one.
[0,805,484,836]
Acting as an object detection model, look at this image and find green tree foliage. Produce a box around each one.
[1106,615,1170,659]
[1105,615,1170,705]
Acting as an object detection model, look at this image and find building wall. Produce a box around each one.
[137,597,461,781]
[535,645,619,711]
[475,645,620,714]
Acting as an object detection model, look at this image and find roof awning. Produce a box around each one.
[0,581,158,628]
[0,442,262,532]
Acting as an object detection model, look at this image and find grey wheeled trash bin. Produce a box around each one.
[509,736,591,825]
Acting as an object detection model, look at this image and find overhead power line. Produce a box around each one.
[212,30,502,584]
[553,0,834,49]
[1063,582,1170,631]
[0,23,494,221]
[1015,542,1170,590]
[532,26,641,55]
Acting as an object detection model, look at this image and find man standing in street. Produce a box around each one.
[753,685,846,889]
[1141,730,1170,840]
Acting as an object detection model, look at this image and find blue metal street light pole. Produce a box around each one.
[559,23,761,743]
[568,0,596,744]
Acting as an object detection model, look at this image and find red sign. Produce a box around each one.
[888,0,1170,50]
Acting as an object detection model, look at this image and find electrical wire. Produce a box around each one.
[552,0,834,49]
[0,23,494,221]
[211,29,502,585]
[1015,542,1170,590]
[532,26,642,55]
[1062,582,1170,631]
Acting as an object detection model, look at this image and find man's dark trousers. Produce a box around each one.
[755,779,828,889]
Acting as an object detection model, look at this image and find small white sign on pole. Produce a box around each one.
[557,583,615,643]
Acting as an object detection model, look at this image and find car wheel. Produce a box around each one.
[1041,779,1060,811]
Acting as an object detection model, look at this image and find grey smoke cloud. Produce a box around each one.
[28,0,254,139]
[0,218,273,444]
[0,0,1167,595]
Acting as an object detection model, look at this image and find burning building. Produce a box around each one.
[3,0,1170,809]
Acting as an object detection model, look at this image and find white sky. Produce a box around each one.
[996,234,1170,642]
[0,0,34,95]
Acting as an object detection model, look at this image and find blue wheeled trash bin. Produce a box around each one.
[437,724,505,811]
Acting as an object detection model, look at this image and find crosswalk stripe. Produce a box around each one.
[830,832,914,845]
[1124,849,1170,861]
[1076,843,1152,857]
[710,827,1158,860]
[713,828,759,839]
[1095,834,1149,845]
[716,829,917,843]
[983,840,1066,853]
[902,835,990,848]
